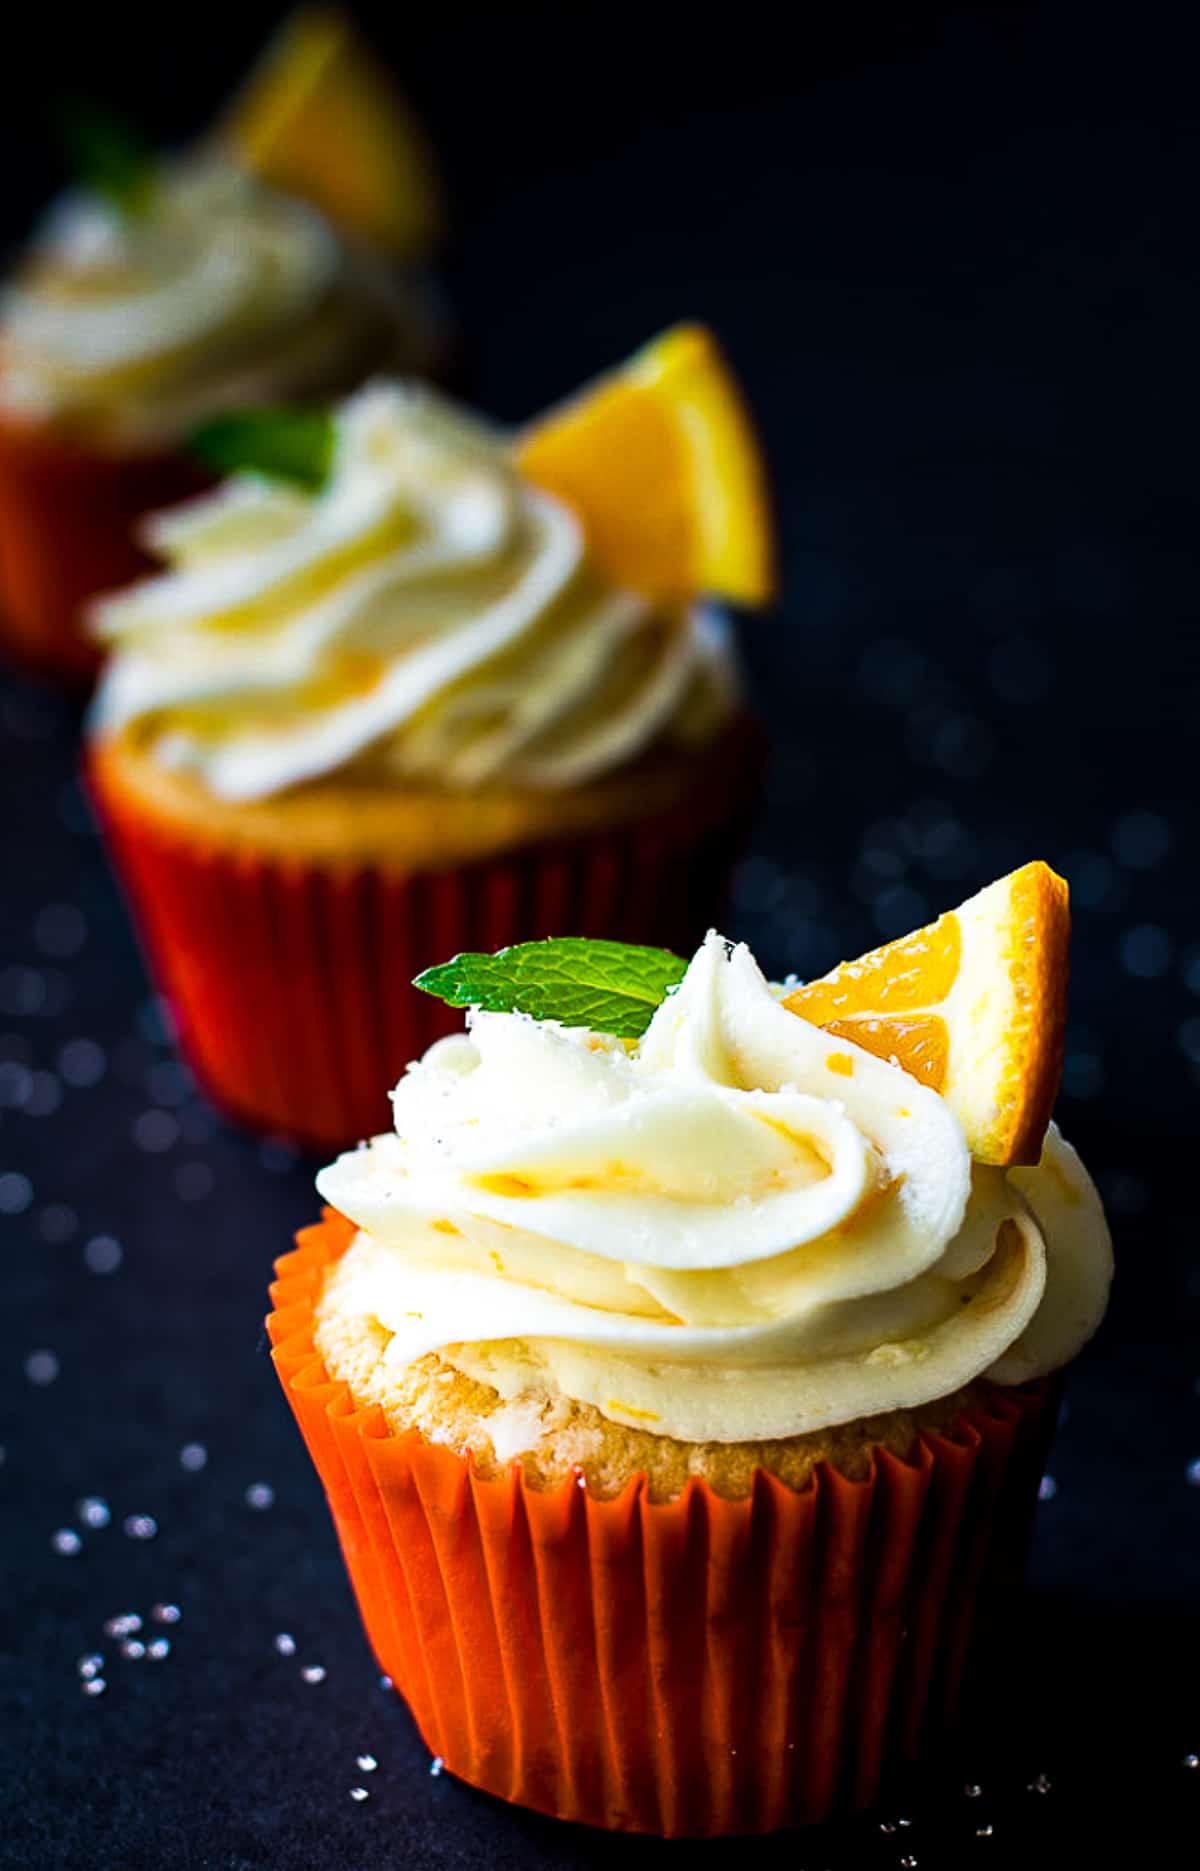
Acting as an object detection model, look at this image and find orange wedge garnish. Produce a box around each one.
[218,6,442,256]
[515,323,774,606]
[784,862,1070,1166]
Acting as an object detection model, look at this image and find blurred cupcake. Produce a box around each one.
[86,329,774,1148]
[269,874,1112,1835]
[0,7,443,683]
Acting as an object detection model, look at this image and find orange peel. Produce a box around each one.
[516,323,774,605]
[219,6,442,256]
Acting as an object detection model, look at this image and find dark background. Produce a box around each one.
[1,2,1197,1865]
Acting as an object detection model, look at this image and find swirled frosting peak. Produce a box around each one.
[0,158,427,445]
[89,382,738,798]
[316,933,1112,1443]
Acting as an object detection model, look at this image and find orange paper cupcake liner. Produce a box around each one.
[269,1212,1059,1836]
[0,414,208,685]
[86,751,758,1151]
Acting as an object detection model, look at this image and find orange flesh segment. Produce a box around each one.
[520,380,693,595]
[788,913,960,1021]
[820,1014,951,1089]
[788,912,959,1089]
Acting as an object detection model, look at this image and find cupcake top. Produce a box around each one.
[0,159,432,448]
[89,382,740,799]
[317,931,1112,1446]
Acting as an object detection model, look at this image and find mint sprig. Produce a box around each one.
[56,99,159,217]
[414,938,688,1039]
[189,407,336,492]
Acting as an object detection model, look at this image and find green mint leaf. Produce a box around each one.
[56,99,159,217]
[188,407,336,491]
[414,937,688,1039]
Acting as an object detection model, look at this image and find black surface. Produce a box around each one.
[1,4,1198,1866]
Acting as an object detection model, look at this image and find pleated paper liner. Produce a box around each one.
[86,740,759,1152]
[269,1212,1059,1837]
[0,414,208,685]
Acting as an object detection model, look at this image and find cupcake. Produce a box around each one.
[86,329,774,1149]
[268,867,1112,1835]
[0,7,443,683]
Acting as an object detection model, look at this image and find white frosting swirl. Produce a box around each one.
[89,382,738,798]
[317,934,1112,1443]
[0,160,431,445]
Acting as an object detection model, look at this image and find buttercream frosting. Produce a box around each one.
[316,933,1112,1444]
[89,381,738,797]
[0,159,431,445]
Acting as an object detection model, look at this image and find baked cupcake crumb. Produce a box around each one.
[314,1253,987,1503]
